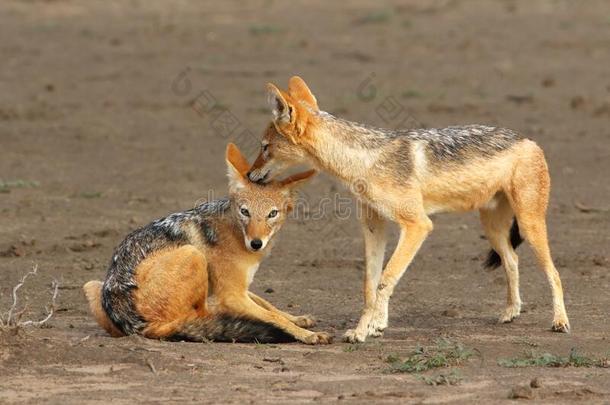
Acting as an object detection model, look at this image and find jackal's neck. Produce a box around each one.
[305,111,386,182]
[212,200,242,240]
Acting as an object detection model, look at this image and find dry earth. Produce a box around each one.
[1,1,609,403]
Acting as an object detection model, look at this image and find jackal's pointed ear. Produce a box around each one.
[225,143,249,192]
[267,83,292,124]
[278,169,317,189]
[288,76,318,110]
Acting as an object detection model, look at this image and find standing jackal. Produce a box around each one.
[83,143,332,344]
[248,76,570,343]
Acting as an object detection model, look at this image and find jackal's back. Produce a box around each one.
[402,125,521,162]
[320,112,520,157]
[317,112,523,178]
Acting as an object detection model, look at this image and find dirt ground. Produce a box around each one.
[1,0,609,403]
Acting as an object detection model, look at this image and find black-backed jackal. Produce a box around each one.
[83,143,332,344]
[248,76,570,343]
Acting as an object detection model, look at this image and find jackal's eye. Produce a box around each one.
[268,209,278,218]
[240,207,250,217]
[262,143,269,152]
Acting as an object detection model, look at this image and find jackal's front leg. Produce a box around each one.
[344,207,387,340]
[344,216,432,343]
[226,296,332,345]
[248,292,316,328]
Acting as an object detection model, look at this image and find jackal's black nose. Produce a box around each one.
[250,239,263,250]
[247,171,253,180]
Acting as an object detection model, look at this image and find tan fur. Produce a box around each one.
[133,246,208,338]
[251,77,570,342]
[287,76,318,109]
[266,83,317,145]
[248,292,316,328]
[226,142,251,176]
[480,193,521,322]
[506,144,569,331]
[82,281,123,337]
[83,144,330,344]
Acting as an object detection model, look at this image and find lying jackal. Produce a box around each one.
[83,143,332,344]
[248,76,570,343]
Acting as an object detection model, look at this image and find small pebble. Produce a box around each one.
[509,385,534,399]
[442,308,459,318]
[570,96,585,110]
[530,377,542,388]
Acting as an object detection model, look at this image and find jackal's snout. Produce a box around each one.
[249,238,263,250]
[247,169,270,184]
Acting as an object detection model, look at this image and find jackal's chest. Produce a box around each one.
[246,263,259,286]
[349,182,405,221]
[205,250,262,294]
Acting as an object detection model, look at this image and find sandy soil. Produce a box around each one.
[1,0,609,403]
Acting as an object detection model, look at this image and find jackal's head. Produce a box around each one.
[226,143,316,252]
[248,76,318,183]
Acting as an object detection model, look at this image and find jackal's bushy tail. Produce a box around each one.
[170,316,295,343]
[83,280,125,337]
[484,219,524,269]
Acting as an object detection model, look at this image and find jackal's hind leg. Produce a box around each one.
[514,214,569,332]
[509,150,570,332]
[480,195,522,323]
[133,245,209,338]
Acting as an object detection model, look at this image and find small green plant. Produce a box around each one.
[254,340,278,349]
[401,89,422,99]
[211,102,231,111]
[355,10,392,25]
[79,191,103,199]
[418,369,462,386]
[343,344,361,353]
[498,348,608,368]
[386,339,474,373]
[0,179,40,193]
[512,337,539,348]
[249,25,282,36]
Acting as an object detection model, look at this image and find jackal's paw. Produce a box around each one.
[367,316,388,337]
[293,315,316,329]
[367,327,383,338]
[551,319,570,333]
[302,331,333,345]
[498,305,521,323]
[343,329,367,343]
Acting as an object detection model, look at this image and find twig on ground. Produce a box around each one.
[4,265,38,326]
[574,201,610,213]
[0,265,60,329]
[146,358,158,374]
